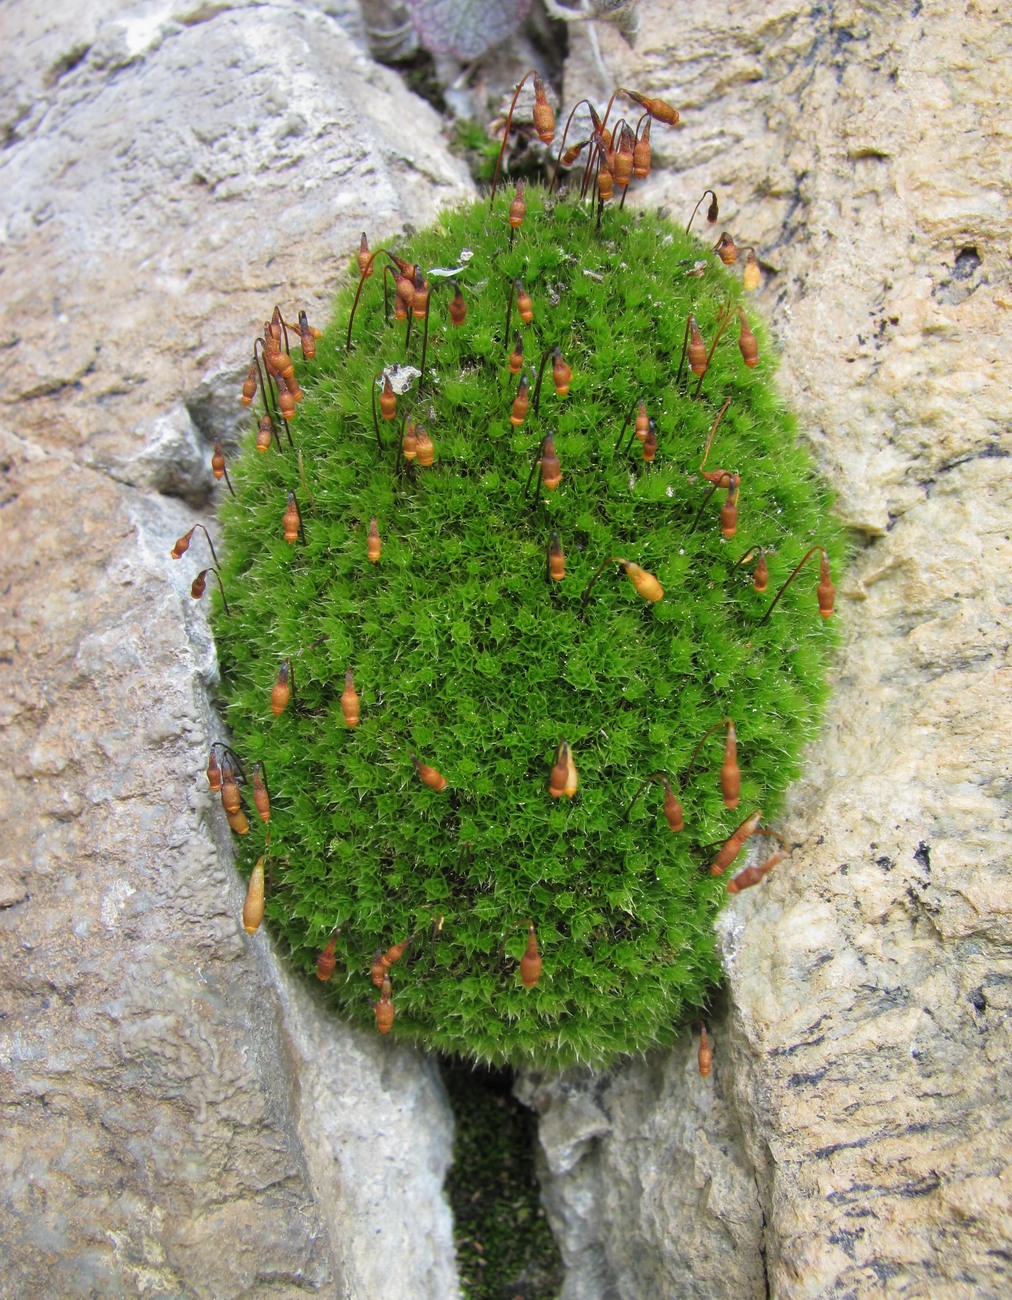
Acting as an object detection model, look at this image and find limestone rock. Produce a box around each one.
[516,1047,765,1299]
[0,1,471,1294]
[530,1,1012,1295]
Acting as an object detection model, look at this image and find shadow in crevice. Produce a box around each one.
[440,1056,564,1300]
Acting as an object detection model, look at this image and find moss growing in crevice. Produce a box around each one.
[442,1058,563,1299]
[212,186,843,1068]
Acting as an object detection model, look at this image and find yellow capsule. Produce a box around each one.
[743,248,761,291]
[242,858,265,933]
[622,561,664,602]
[415,427,435,467]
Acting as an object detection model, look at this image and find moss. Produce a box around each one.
[213,187,843,1069]
[443,1060,563,1298]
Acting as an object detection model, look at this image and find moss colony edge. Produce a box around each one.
[206,175,842,1068]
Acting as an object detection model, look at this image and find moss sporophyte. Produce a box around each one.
[191,80,844,1069]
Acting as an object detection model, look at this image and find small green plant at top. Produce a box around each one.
[201,79,844,1069]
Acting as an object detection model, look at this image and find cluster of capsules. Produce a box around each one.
[178,73,838,1048]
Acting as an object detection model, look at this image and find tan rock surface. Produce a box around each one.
[527,1,1012,1295]
[0,2,472,1294]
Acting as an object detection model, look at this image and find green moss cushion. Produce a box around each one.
[213,188,842,1067]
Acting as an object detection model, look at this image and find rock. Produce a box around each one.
[0,1,471,1294]
[517,1044,765,1300]
[527,1,1012,1296]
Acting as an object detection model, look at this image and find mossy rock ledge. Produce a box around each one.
[213,188,842,1068]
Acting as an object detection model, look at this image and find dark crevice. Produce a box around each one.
[440,1057,564,1299]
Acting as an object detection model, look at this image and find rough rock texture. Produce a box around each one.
[524,1,1012,1296]
[516,1039,766,1300]
[0,2,472,1295]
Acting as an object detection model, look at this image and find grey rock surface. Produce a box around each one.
[528,1,1012,1296]
[0,1,472,1295]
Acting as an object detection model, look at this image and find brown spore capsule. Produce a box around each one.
[370,949,387,988]
[623,90,680,126]
[509,180,526,230]
[753,551,769,593]
[540,435,561,490]
[633,118,652,179]
[211,444,226,480]
[242,858,265,934]
[548,531,565,582]
[251,764,270,823]
[226,807,250,836]
[402,420,418,462]
[271,661,291,716]
[298,310,317,360]
[367,517,381,564]
[415,427,435,467]
[720,479,740,539]
[622,561,664,602]
[381,935,414,971]
[273,350,294,382]
[171,528,194,559]
[817,551,835,617]
[357,232,373,278]
[510,375,530,427]
[374,977,395,1034]
[738,308,759,368]
[379,376,397,420]
[552,348,572,397]
[394,267,414,306]
[698,1024,713,1077]
[532,74,555,144]
[613,124,635,189]
[726,863,764,893]
[220,761,241,815]
[317,937,337,982]
[411,271,430,320]
[508,334,524,376]
[548,742,570,799]
[206,749,222,792]
[635,400,649,441]
[597,164,614,204]
[721,722,741,809]
[642,420,658,463]
[687,317,707,376]
[413,752,447,792]
[283,492,301,544]
[714,232,739,265]
[662,779,684,832]
[449,284,467,326]
[277,387,295,421]
[241,364,257,406]
[520,922,542,988]
[256,415,273,454]
[564,747,578,799]
[341,668,360,728]
[190,570,208,600]
[710,810,762,875]
[515,280,533,325]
